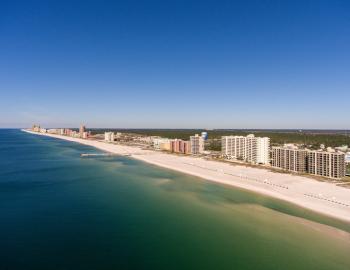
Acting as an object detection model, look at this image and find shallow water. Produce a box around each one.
[1,129,350,270]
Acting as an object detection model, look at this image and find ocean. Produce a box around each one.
[1,129,350,270]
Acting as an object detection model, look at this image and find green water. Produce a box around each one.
[1,130,350,269]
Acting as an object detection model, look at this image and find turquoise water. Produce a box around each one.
[1,129,350,270]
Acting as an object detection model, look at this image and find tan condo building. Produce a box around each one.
[271,146,308,173]
[308,151,346,179]
[271,145,346,179]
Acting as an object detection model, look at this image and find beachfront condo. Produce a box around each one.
[170,139,191,154]
[152,137,171,150]
[221,134,270,165]
[32,124,40,132]
[256,137,270,165]
[79,124,86,138]
[104,132,115,142]
[271,145,346,179]
[271,146,308,173]
[190,134,204,154]
[308,151,346,179]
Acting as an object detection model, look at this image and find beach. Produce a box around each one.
[23,129,350,223]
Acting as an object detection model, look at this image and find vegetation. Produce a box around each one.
[89,129,350,150]
[206,139,221,151]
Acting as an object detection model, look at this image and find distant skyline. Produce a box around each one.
[1,0,350,129]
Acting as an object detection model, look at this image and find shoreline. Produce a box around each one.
[22,129,350,223]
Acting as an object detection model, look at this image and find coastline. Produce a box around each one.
[22,129,350,223]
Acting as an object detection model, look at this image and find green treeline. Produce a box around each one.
[89,129,350,149]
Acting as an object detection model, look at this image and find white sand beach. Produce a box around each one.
[23,130,350,223]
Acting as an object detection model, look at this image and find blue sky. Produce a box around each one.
[1,0,349,128]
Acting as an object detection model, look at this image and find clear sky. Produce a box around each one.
[1,0,349,129]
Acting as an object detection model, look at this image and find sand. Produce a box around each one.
[23,130,350,223]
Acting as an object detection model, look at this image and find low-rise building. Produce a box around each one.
[47,129,59,134]
[137,136,154,144]
[335,145,348,152]
[152,137,170,150]
[346,153,350,164]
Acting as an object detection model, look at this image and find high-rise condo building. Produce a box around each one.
[82,132,88,139]
[221,134,270,164]
[104,132,115,142]
[32,124,40,132]
[159,141,171,151]
[79,124,86,137]
[308,151,346,179]
[271,146,308,173]
[271,145,346,179]
[190,134,204,154]
[256,137,270,165]
[170,139,191,154]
